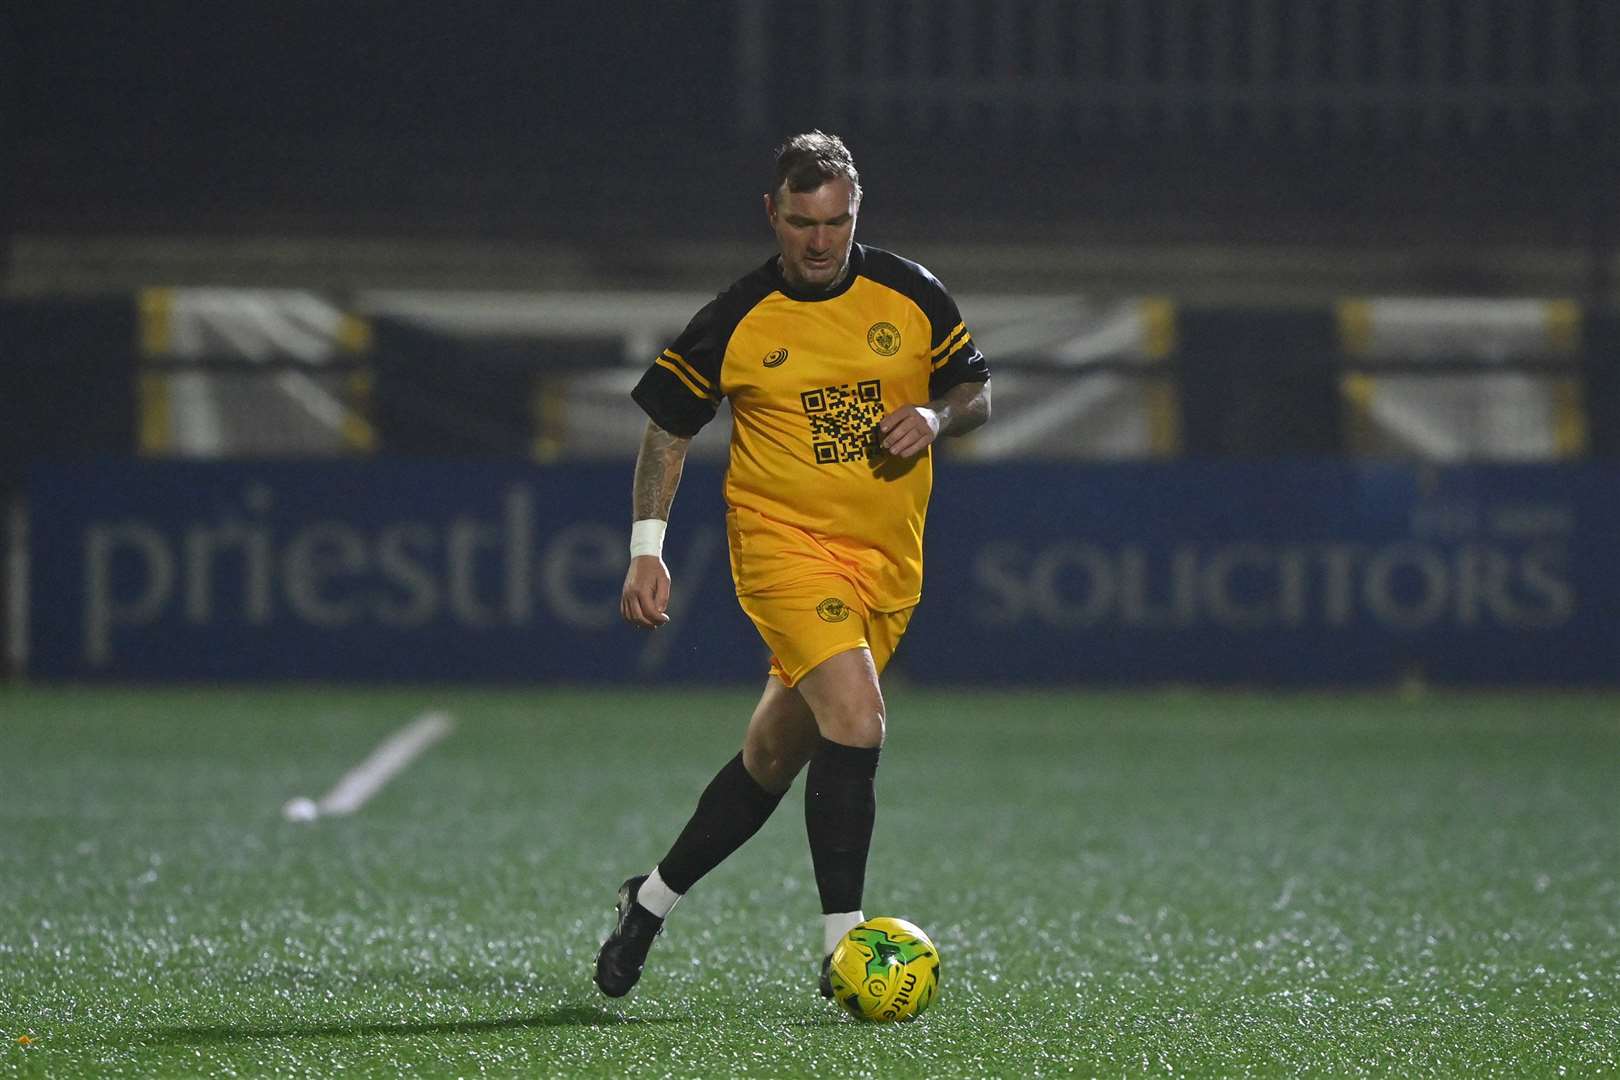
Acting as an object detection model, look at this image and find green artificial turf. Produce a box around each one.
[1,686,1616,1077]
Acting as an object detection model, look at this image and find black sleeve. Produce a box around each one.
[922,280,991,401]
[631,297,728,438]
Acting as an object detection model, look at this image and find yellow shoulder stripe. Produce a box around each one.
[930,323,968,360]
[656,357,716,400]
[662,349,712,390]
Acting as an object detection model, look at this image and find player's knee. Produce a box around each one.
[742,735,809,794]
[819,703,885,749]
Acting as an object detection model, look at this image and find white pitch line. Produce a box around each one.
[283,711,454,822]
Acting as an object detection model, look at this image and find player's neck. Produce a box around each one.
[777,255,851,294]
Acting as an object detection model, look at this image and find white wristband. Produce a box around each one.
[629,518,667,559]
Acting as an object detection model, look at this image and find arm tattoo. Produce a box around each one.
[632,421,692,520]
[932,379,992,438]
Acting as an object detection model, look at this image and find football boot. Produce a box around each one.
[593,875,664,997]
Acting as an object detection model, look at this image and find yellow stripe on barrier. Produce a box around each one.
[1145,376,1182,456]
[338,314,374,353]
[1340,371,1378,454]
[137,373,173,455]
[343,369,377,453]
[138,288,173,357]
[1140,297,1176,359]
[334,316,377,452]
[1553,376,1588,458]
[1545,300,1581,354]
[1336,299,1373,356]
[531,377,565,463]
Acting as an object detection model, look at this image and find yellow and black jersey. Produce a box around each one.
[632,243,990,610]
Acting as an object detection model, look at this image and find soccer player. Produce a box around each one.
[595,131,991,999]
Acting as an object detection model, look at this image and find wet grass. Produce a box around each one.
[1,686,1617,1077]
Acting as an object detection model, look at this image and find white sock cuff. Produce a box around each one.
[823,910,866,956]
[637,867,682,919]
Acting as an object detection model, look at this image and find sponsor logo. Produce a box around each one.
[816,597,852,622]
[972,538,1575,631]
[67,482,730,672]
[866,322,901,356]
[764,347,789,368]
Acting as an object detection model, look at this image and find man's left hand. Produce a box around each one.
[877,405,940,459]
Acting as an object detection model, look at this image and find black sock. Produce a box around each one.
[804,736,881,914]
[656,752,785,895]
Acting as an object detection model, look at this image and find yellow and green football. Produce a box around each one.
[826,916,940,1021]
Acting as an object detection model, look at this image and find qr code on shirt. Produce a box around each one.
[801,379,884,464]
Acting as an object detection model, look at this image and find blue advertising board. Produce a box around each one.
[917,463,1616,685]
[24,460,1620,684]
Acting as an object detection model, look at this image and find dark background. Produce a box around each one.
[6,1,1618,295]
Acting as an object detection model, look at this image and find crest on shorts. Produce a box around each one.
[764,347,789,368]
[816,597,852,622]
[866,322,901,356]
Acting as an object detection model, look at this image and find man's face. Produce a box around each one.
[765,176,859,291]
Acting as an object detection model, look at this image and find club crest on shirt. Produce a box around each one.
[816,597,852,622]
[764,347,789,368]
[866,322,901,356]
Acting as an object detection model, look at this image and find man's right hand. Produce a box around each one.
[620,555,672,629]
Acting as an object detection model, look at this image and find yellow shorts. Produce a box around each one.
[736,578,915,688]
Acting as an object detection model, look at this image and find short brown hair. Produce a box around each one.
[772,131,861,200]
